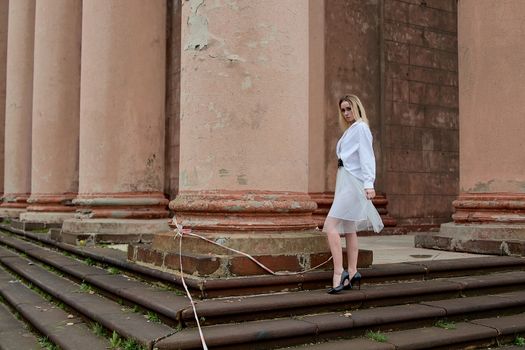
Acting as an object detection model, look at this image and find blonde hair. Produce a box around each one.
[338,94,369,131]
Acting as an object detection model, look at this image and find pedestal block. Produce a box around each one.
[417,193,525,256]
[129,231,373,278]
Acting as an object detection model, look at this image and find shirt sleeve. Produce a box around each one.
[358,124,376,189]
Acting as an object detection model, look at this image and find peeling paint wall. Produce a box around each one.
[178,0,310,192]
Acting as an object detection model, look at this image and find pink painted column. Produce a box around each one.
[61,1,168,243]
[20,0,81,224]
[170,0,318,234]
[308,0,329,228]
[0,1,8,199]
[139,0,334,277]
[437,0,525,245]
[0,0,35,218]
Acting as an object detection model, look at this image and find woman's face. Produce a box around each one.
[340,100,354,123]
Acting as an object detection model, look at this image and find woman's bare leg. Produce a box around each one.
[345,232,358,278]
[324,219,344,288]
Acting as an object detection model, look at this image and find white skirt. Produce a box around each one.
[323,168,384,235]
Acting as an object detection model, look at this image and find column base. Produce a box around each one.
[170,190,318,233]
[129,231,373,277]
[415,222,525,256]
[1,193,30,213]
[60,218,170,245]
[73,192,169,219]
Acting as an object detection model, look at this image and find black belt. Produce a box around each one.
[338,159,344,167]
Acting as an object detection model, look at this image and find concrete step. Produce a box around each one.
[2,227,525,349]
[181,270,525,325]
[0,232,191,324]
[0,246,176,349]
[154,291,525,349]
[3,230,525,327]
[289,312,525,350]
[0,301,43,350]
[3,224,525,298]
[0,267,109,350]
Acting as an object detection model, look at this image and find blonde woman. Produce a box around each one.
[324,95,384,294]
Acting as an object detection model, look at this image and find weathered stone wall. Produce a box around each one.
[382,0,458,225]
[325,0,382,191]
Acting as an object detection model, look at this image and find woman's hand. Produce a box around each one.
[364,188,376,200]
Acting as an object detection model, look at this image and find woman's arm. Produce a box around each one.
[357,124,376,197]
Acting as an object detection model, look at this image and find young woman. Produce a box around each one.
[323,94,384,294]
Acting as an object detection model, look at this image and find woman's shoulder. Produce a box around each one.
[353,120,371,132]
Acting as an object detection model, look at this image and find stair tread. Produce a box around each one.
[157,290,525,348]
[2,228,525,350]
[0,234,191,319]
[181,270,525,321]
[0,247,175,347]
[0,267,109,350]
[294,313,525,349]
[0,301,43,350]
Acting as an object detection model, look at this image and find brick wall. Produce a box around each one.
[382,0,459,225]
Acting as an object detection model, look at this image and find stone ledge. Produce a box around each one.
[415,234,525,256]
[128,242,373,278]
[60,218,171,245]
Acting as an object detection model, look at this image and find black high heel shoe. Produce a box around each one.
[327,271,350,294]
[344,271,362,290]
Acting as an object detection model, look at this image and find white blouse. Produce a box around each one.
[336,120,376,189]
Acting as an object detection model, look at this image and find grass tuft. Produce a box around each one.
[92,322,107,337]
[366,330,388,343]
[146,311,161,323]
[109,331,121,349]
[515,336,525,346]
[38,337,58,350]
[435,319,456,330]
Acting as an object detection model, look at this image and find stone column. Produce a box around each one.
[0,1,8,199]
[144,0,335,277]
[307,0,329,228]
[19,0,81,225]
[417,0,525,254]
[61,1,169,244]
[0,0,35,218]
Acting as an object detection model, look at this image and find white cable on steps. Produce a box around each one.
[172,216,332,350]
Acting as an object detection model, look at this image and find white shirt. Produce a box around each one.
[336,120,376,189]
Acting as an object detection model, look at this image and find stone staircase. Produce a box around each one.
[0,225,524,350]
